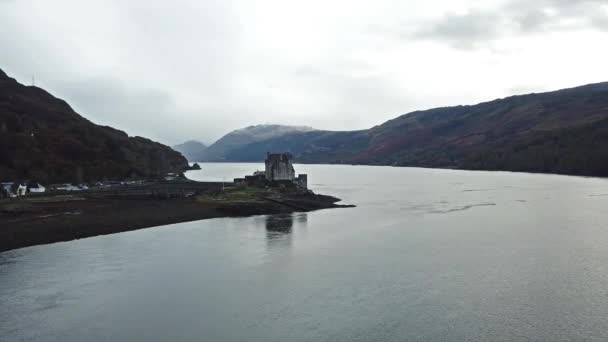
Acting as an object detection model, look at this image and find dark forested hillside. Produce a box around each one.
[356,82,608,175]
[219,82,608,177]
[223,130,370,163]
[0,69,189,183]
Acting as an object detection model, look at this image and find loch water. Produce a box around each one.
[3,164,608,341]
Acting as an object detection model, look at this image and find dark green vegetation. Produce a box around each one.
[0,68,189,183]
[194,82,608,177]
[0,183,351,252]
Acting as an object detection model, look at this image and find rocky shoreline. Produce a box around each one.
[0,183,353,252]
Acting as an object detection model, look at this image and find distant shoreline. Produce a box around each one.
[0,183,353,253]
[191,161,608,180]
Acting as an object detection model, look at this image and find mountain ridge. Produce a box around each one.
[172,140,208,162]
[202,81,608,177]
[179,124,318,161]
[0,68,189,183]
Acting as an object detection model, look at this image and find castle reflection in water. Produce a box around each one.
[265,213,308,248]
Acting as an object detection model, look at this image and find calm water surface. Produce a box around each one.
[3,164,608,341]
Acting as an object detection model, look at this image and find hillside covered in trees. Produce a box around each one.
[0,69,189,183]
[206,82,608,177]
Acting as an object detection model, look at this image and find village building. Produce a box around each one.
[27,182,46,194]
[50,183,86,192]
[16,184,27,196]
[165,173,179,181]
[1,182,12,198]
[1,181,46,197]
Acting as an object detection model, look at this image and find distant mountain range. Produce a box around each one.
[172,140,208,162]
[0,68,189,183]
[180,82,608,177]
[175,124,316,162]
[6,61,606,181]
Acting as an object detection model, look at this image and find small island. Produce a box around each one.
[188,162,202,170]
[0,153,353,252]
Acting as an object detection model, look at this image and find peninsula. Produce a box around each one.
[0,69,352,252]
[0,153,353,252]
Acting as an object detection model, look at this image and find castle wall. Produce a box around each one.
[265,154,295,181]
[297,174,308,189]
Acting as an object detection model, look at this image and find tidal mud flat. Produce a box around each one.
[0,182,353,252]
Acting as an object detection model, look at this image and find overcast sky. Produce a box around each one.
[1,0,607,145]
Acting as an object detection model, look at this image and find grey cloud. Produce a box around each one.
[0,0,244,144]
[49,75,261,146]
[412,0,608,49]
[1,0,606,147]
[591,12,608,31]
[52,77,181,143]
[290,65,418,128]
[413,11,505,49]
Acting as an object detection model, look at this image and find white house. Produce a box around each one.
[53,183,83,191]
[28,183,46,193]
[165,173,179,181]
[16,184,27,196]
[1,182,14,198]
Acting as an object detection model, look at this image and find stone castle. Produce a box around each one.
[265,153,307,188]
[234,153,307,189]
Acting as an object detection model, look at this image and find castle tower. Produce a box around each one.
[264,153,295,182]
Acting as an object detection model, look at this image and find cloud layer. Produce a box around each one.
[1,0,608,145]
[413,0,608,48]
